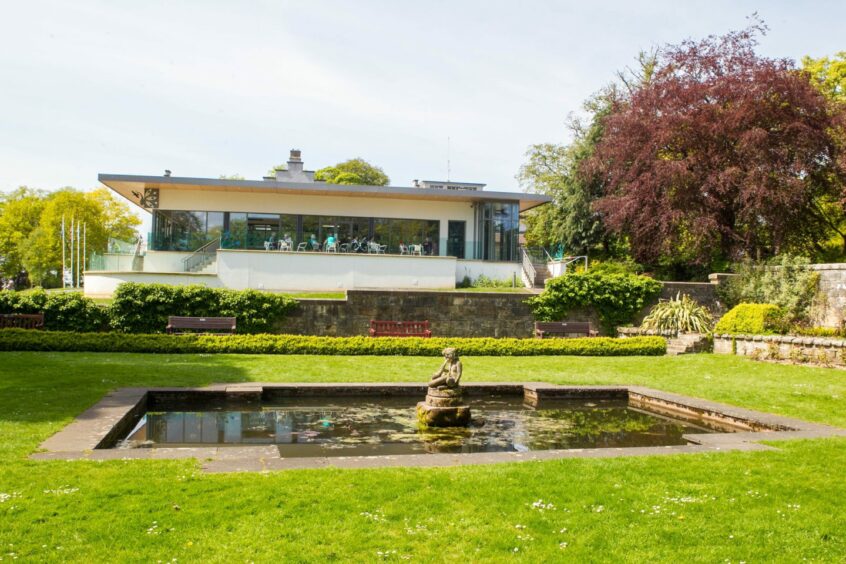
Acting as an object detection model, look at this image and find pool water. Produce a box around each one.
[118,396,717,457]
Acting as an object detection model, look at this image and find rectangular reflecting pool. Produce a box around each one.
[117,395,722,457]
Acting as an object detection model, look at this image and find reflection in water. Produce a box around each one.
[121,396,714,457]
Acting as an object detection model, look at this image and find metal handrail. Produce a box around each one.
[183,238,220,272]
[556,255,588,274]
[520,247,537,287]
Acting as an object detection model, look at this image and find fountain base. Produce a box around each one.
[416,386,471,427]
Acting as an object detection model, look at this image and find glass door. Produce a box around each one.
[447,221,466,258]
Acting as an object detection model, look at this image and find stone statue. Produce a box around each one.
[417,347,471,427]
[428,347,462,388]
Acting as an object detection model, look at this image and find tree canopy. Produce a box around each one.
[587,23,846,266]
[0,187,140,287]
[314,158,389,186]
[802,51,846,105]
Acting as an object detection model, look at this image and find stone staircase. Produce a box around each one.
[196,259,217,275]
[666,333,709,355]
[531,262,552,288]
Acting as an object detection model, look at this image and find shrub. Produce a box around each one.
[457,275,516,289]
[718,254,819,322]
[0,329,667,356]
[528,269,662,333]
[641,293,713,333]
[0,289,108,332]
[109,283,297,334]
[714,303,788,335]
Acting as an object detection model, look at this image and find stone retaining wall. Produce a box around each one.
[276,290,536,338]
[277,281,722,338]
[714,333,846,364]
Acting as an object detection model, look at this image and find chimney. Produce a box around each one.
[287,149,303,175]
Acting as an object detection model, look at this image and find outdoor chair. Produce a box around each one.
[278,241,292,252]
[340,243,350,253]
[325,242,338,253]
[296,242,308,252]
[399,244,409,255]
[410,244,423,256]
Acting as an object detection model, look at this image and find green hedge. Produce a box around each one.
[0,329,666,356]
[0,284,299,334]
[714,303,787,335]
[527,268,663,334]
[109,283,298,334]
[0,289,108,332]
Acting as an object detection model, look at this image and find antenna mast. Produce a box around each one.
[447,136,451,181]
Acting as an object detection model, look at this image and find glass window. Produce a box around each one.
[476,202,519,261]
[301,215,320,250]
[224,212,248,249]
[247,213,280,249]
[207,212,225,242]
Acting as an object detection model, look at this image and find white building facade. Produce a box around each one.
[86,151,551,296]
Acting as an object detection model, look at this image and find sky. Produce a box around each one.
[1,0,845,232]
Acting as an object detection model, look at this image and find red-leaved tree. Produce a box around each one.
[588,23,845,265]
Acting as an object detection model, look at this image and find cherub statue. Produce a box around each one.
[429,347,462,389]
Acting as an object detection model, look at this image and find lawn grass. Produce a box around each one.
[1,352,845,561]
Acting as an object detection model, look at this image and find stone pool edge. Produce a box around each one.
[31,383,846,473]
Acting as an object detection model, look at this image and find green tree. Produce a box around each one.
[802,52,846,104]
[314,158,389,186]
[0,187,140,287]
[519,93,620,256]
[519,53,656,257]
[801,52,846,258]
[0,187,47,280]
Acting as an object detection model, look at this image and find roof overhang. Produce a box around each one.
[98,174,552,213]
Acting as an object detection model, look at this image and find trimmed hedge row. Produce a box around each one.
[0,329,667,356]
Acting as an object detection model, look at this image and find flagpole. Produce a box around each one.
[82,223,87,288]
[69,217,74,289]
[76,221,81,289]
[61,216,66,289]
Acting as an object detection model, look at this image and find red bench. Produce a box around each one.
[0,313,45,330]
[166,316,237,335]
[369,320,432,338]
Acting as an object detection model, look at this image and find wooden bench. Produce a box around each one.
[166,316,237,335]
[0,313,45,330]
[534,321,597,339]
[369,320,432,338]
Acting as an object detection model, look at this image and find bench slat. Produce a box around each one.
[369,320,431,338]
[167,316,237,335]
[0,313,45,330]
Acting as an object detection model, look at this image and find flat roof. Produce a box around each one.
[98,174,551,213]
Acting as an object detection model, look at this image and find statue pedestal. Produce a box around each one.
[416,386,471,427]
